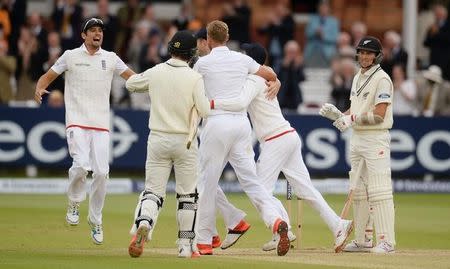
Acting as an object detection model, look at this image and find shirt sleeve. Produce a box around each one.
[114,54,129,76]
[375,78,393,105]
[243,54,261,74]
[193,77,210,118]
[214,76,262,111]
[125,69,151,93]
[50,51,68,74]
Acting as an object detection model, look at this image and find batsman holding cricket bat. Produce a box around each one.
[125,30,210,258]
[320,36,396,254]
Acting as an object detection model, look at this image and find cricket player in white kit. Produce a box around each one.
[320,36,396,253]
[34,18,135,245]
[194,20,290,256]
[211,43,354,253]
[125,30,210,258]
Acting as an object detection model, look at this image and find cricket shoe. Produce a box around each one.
[262,230,296,251]
[370,241,395,254]
[343,239,373,252]
[178,243,200,258]
[66,201,80,225]
[334,219,354,253]
[220,220,251,249]
[212,235,222,248]
[273,218,290,256]
[196,244,213,255]
[87,217,104,245]
[128,223,150,257]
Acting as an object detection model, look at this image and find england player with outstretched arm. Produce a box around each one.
[320,36,396,253]
[34,18,135,245]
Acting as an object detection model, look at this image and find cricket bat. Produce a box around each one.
[186,107,199,149]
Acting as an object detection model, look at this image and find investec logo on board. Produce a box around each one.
[0,113,138,164]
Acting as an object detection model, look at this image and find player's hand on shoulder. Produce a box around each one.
[265,79,281,100]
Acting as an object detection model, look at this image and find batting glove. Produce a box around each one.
[319,103,344,121]
[332,114,355,132]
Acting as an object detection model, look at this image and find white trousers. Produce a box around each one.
[66,127,109,225]
[144,131,198,197]
[217,131,341,233]
[350,130,395,245]
[197,115,282,244]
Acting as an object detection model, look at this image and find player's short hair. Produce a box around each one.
[206,20,229,44]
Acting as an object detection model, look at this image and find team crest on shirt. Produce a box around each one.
[362,92,369,99]
[101,60,106,70]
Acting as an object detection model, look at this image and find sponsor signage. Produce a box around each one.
[1,107,449,176]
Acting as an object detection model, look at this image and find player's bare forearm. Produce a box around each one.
[255,65,276,82]
[120,68,136,80]
[34,69,59,104]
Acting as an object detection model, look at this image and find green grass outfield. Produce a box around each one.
[1,193,450,269]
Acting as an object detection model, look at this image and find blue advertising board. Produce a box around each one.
[1,107,449,176]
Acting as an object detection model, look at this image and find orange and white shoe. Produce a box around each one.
[220,220,251,249]
[196,243,213,255]
[272,218,290,256]
[212,235,222,248]
[334,219,354,253]
[128,224,150,258]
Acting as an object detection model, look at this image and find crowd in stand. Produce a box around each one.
[0,0,449,117]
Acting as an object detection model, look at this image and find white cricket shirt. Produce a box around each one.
[350,64,394,130]
[51,44,128,131]
[194,46,260,115]
[214,74,292,143]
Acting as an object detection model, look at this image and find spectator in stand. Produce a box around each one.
[381,30,408,78]
[116,0,143,61]
[6,0,27,56]
[424,3,450,80]
[139,28,163,73]
[337,31,355,59]
[391,64,417,115]
[47,89,64,108]
[51,0,84,51]
[28,12,49,83]
[172,2,192,31]
[127,21,150,72]
[259,2,294,72]
[277,40,305,112]
[330,57,355,111]
[416,65,450,116]
[29,12,48,50]
[15,26,39,101]
[0,1,11,41]
[43,31,64,93]
[221,0,251,45]
[0,39,16,104]
[350,21,367,47]
[303,0,339,67]
[94,0,118,52]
